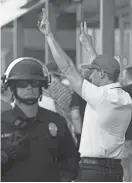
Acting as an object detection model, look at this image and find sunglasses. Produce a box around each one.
[14,80,42,88]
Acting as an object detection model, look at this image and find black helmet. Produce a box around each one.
[2,57,51,87]
[1,57,51,105]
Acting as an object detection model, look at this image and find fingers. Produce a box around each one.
[84,21,88,35]
[37,21,43,30]
[42,8,47,20]
[80,22,84,34]
[80,21,88,35]
[80,22,86,35]
[41,8,49,25]
[37,21,40,28]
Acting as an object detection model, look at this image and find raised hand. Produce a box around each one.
[37,8,51,36]
[79,22,93,51]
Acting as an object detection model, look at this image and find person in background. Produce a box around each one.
[39,61,77,142]
[37,9,132,181]
[120,65,132,182]
[1,77,12,112]
[1,57,79,182]
[39,61,60,112]
[1,77,14,167]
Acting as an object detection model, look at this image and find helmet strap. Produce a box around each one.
[11,86,40,105]
[39,94,42,102]
[15,91,38,105]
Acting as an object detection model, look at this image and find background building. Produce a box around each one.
[1,0,132,74]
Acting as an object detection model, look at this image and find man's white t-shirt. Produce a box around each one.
[79,80,132,159]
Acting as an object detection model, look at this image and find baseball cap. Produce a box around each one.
[81,54,120,75]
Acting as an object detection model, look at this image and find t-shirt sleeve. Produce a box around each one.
[81,79,103,107]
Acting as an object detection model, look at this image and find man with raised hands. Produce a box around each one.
[37,9,132,181]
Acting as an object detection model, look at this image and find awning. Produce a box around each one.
[0,0,46,27]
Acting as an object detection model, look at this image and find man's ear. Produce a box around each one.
[99,69,105,79]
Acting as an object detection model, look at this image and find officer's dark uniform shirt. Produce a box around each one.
[1,105,79,182]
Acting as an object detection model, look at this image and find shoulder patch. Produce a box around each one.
[14,118,27,129]
[1,109,15,126]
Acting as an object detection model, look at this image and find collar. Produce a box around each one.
[13,105,26,120]
[13,105,44,122]
[102,82,121,89]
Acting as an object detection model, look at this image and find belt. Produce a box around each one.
[80,157,121,167]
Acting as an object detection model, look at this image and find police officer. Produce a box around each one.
[1,57,80,182]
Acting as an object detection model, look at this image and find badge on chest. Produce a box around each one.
[49,123,58,137]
